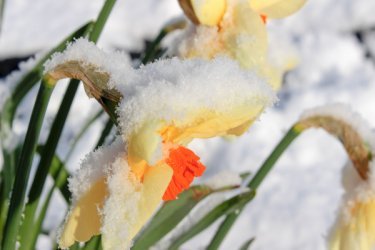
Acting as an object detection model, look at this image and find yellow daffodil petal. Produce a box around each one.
[249,0,307,19]
[330,198,375,250]
[161,103,265,144]
[222,1,283,90]
[132,163,173,237]
[101,162,172,250]
[59,178,107,248]
[223,1,267,72]
[191,0,226,26]
[128,120,163,175]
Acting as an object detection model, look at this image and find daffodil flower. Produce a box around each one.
[59,105,269,250]
[329,162,375,250]
[47,40,275,250]
[177,0,306,89]
[296,104,375,250]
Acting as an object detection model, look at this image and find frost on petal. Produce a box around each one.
[249,0,307,19]
[69,137,125,204]
[176,0,283,89]
[101,157,141,250]
[329,164,375,250]
[58,138,125,248]
[44,38,136,93]
[116,57,275,144]
[101,160,172,250]
[177,24,225,60]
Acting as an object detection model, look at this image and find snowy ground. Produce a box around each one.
[1,0,375,249]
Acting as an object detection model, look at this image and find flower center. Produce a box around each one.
[162,146,206,200]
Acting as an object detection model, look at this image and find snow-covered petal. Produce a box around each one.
[101,161,172,250]
[59,178,107,249]
[330,190,375,250]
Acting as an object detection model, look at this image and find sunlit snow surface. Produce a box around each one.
[1,0,375,249]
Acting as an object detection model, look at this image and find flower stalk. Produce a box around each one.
[208,109,373,249]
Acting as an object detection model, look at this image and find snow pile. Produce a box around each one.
[45,38,276,141]
[44,38,135,89]
[116,56,276,139]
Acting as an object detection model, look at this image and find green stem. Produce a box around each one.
[89,0,117,43]
[19,80,79,249]
[3,21,93,127]
[18,0,117,248]
[95,118,114,148]
[206,127,301,249]
[247,127,300,190]
[169,191,255,250]
[0,23,92,240]
[206,211,240,250]
[141,29,167,64]
[64,110,104,162]
[0,152,15,243]
[82,235,102,250]
[1,79,55,250]
[29,158,69,248]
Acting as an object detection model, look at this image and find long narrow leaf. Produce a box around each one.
[28,153,70,248]
[1,79,55,250]
[82,235,102,250]
[65,110,104,161]
[207,128,300,249]
[132,185,215,250]
[168,190,256,250]
[239,237,255,250]
[1,21,93,128]
[0,23,93,242]
[19,1,117,248]
[0,0,5,33]
[19,80,80,250]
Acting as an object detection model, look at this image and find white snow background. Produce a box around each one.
[1,0,375,249]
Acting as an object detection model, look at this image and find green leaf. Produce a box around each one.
[82,235,102,250]
[1,80,54,250]
[65,110,104,161]
[47,152,70,202]
[168,190,256,250]
[207,128,301,249]
[34,145,70,202]
[27,153,71,248]
[1,21,93,128]
[0,0,5,33]
[239,237,255,250]
[95,117,114,149]
[132,185,215,250]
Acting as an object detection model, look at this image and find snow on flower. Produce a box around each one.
[46,39,275,249]
[299,104,375,250]
[174,0,307,90]
[330,161,375,250]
